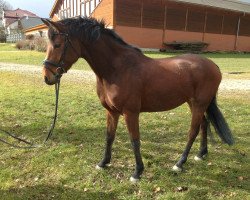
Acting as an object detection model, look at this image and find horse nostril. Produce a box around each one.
[44,76,49,84]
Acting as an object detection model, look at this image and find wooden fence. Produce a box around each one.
[6,33,24,43]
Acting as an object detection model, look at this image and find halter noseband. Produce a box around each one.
[43,33,77,80]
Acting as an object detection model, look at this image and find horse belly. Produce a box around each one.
[140,89,188,112]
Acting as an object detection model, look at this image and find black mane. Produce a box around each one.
[51,17,141,52]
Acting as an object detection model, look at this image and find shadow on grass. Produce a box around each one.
[1,123,249,199]
[1,184,117,200]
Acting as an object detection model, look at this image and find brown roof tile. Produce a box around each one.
[4,8,38,18]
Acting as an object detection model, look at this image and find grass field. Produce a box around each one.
[1,43,250,76]
[0,43,17,51]
[0,44,250,199]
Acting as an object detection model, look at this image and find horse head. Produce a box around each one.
[41,18,81,85]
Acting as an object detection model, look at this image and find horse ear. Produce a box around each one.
[41,18,65,33]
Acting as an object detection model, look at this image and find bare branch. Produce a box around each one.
[0,0,13,12]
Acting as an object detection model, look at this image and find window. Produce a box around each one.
[206,13,223,34]
[186,10,205,32]
[116,0,141,27]
[142,2,165,29]
[239,16,250,36]
[166,7,186,31]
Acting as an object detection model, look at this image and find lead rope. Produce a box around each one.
[44,79,60,143]
[0,80,60,148]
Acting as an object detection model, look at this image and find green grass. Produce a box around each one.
[0,69,249,199]
[0,43,17,51]
[1,43,250,75]
[145,52,250,73]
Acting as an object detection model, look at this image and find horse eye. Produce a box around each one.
[54,44,61,49]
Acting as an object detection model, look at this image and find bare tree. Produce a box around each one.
[0,0,13,17]
[0,0,13,42]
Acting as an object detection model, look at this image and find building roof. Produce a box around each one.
[20,17,43,30]
[4,8,38,18]
[50,0,60,18]
[174,0,250,13]
[7,16,43,31]
[3,8,39,27]
[24,23,48,34]
[50,0,250,20]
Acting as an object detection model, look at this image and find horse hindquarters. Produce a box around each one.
[173,96,234,171]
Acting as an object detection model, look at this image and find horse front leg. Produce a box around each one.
[124,112,144,183]
[96,110,120,169]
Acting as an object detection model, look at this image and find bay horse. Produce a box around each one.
[41,17,234,183]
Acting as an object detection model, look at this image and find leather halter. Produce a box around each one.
[43,33,79,80]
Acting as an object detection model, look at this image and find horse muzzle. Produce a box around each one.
[44,76,57,85]
[43,60,65,85]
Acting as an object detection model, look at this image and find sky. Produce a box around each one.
[5,0,250,18]
[6,0,54,18]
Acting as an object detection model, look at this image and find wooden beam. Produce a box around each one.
[113,0,116,29]
[185,8,188,31]
[202,11,207,41]
[234,16,241,50]
[68,0,71,17]
[79,0,82,16]
[162,5,167,47]
[140,0,143,28]
[89,1,91,16]
[84,1,86,17]
[221,15,224,34]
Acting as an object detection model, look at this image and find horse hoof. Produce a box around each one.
[194,154,207,161]
[194,156,203,161]
[172,165,182,172]
[95,165,104,170]
[130,176,140,184]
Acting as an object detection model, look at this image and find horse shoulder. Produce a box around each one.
[96,77,126,112]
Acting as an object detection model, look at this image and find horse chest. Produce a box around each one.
[97,84,124,112]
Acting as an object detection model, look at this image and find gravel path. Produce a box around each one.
[0,62,249,91]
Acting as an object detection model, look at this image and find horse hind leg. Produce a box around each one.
[194,115,208,161]
[173,104,205,172]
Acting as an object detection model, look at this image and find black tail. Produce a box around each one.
[206,97,234,145]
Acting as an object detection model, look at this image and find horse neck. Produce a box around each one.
[80,34,142,80]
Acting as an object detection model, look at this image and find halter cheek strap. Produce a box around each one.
[43,33,78,80]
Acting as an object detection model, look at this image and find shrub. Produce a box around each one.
[15,40,30,50]
[34,37,47,52]
[0,28,6,43]
[163,41,209,52]
[15,37,47,52]
[0,34,6,43]
[26,34,35,40]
